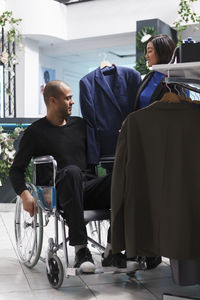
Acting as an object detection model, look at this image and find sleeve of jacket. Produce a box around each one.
[79,78,100,165]
[128,69,142,111]
[111,118,128,254]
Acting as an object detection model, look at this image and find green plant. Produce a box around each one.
[0,11,22,98]
[0,11,22,43]
[135,55,149,76]
[174,0,200,44]
[0,126,25,185]
[135,25,158,75]
[136,26,158,50]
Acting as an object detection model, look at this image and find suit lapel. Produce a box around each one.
[95,67,122,114]
[135,71,154,109]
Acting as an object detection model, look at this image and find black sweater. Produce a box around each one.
[9,116,88,195]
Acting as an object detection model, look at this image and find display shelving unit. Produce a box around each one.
[152,62,200,93]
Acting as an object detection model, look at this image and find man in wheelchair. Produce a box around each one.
[10,80,138,274]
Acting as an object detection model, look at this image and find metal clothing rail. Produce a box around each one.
[152,62,200,93]
[165,77,200,94]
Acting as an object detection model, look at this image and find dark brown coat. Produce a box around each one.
[111,93,200,260]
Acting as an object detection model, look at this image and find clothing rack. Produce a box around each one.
[152,61,200,287]
[152,62,200,94]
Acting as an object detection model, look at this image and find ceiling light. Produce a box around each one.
[54,0,94,5]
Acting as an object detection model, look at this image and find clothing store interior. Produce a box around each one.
[1,0,200,299]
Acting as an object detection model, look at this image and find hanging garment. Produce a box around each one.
[111,92,200,260]
[79,65,141,165]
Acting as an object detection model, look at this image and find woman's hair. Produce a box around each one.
[145,34,176,64]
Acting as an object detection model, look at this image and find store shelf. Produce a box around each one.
[152,62,200,89]
[152,62,200,78]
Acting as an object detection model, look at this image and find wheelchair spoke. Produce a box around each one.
[16,208,36,262]
[15,188,43,268]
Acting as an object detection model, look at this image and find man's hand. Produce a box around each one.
[20,190,38,217]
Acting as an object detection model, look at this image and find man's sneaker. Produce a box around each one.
[102,250,139,273]
[74,247,95,273]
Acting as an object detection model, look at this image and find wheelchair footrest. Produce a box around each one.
[65,261,142,277]
[96,262,141,274]
[66,267,79,276]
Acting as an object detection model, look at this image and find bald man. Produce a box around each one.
[10,80,112,273]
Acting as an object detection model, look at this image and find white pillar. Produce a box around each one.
[16,38,39,117]
[0,0,5,14]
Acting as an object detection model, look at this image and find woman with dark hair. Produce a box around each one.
[134,34,176,110]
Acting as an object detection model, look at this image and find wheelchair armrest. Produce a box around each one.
[99,156,115,164]
[34,155,55,164]
[33,155,57,187]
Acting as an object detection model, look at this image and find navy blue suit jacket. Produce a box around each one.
[79,66,141,164]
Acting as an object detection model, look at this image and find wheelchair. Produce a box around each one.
[14,155,121,289]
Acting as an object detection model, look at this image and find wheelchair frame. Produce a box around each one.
[14,155,113,289]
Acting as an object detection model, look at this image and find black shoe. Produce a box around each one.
[102,250,139,272]
[102,250,126,268]
[74,247,95,273]
[102,250,113,267]
[145,256,162,269]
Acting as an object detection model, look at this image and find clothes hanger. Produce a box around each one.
[174,84,180,95]
[160,90,192,103]
[160,92,180,103]
[100,60,112,69]
[164,81,172,93]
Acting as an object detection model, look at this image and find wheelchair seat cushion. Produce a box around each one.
[83,209,110,223]
[58,208,110,224]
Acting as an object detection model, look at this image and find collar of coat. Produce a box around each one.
[160,92,200,104]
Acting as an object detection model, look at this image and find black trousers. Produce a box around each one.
[56,165,111,246]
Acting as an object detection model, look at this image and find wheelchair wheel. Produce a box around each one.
[46,255,64,289]
[15,183,43,268]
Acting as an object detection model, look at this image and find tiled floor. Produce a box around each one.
[0,204,200,300]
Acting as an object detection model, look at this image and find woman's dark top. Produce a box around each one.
[134,71,166,111]
[139,71,165,109]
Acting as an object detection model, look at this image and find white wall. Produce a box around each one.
[67,0,180,39]
[15,45,25,117]
[5,0,200,42]
[6,0,183,40]
[0,0,5,13]
[39,54,83,116]
[24,39,39,117]
[6,0,68,40]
